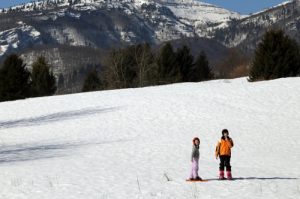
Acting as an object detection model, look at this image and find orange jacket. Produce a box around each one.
[215,138,234,157]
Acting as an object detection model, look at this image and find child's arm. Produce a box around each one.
[191,146,196,161]
[215,142,220,159]
[229,138,234,147]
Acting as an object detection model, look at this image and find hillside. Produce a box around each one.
[0,77,299,198]
[0,0,241,93]
[214,0,300,53]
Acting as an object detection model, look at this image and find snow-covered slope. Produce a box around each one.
[163,0,240,22]
[0,22,41,56]
[0,77,299,198]
[160,0,242,37]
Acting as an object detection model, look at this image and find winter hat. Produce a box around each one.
[222,129,229,135]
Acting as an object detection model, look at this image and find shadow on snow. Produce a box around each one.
[0,142,78,164]
[206,177,298,181]
[0,138,135,165]
[0,106,121,129]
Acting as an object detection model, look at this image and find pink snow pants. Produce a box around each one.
[189,158,199,179]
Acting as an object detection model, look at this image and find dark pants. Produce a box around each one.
[219,155,231,171]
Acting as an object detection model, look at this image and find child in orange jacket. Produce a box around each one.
[215,129,234,180]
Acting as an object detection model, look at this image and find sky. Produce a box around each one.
[0,0,290,14]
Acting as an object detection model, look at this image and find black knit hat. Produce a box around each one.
[222,129,229,135]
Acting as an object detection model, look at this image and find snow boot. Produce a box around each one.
[195,176,202,181]
[219,170,225,180]
[226,171,232,180]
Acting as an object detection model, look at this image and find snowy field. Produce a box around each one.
[0,77,299,199]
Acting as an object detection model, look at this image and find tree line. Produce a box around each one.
[1,29,299,102]
[82,29,300,92]
[82,42,213,92]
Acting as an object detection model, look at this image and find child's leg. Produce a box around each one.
[219,156,225,171]
[224,156,231,171]
[189,159,196,179]
[189,158,199,179]
[225,156,232,179]
[194,158,199,178]
[219,156,225,179]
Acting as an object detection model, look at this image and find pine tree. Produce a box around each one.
[82,69,102,92]
[249,29,300,81]
[176,45,194,82]
[191,51,213,82]
[0,54,31,102]
[31,56,57,97]
[156,42,180,84]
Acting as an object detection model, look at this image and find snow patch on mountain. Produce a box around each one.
[0,22,41,56]
[46,26,93,47]
[120,31,136,42]
[154,0,242,37]
[163,0,241,23]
